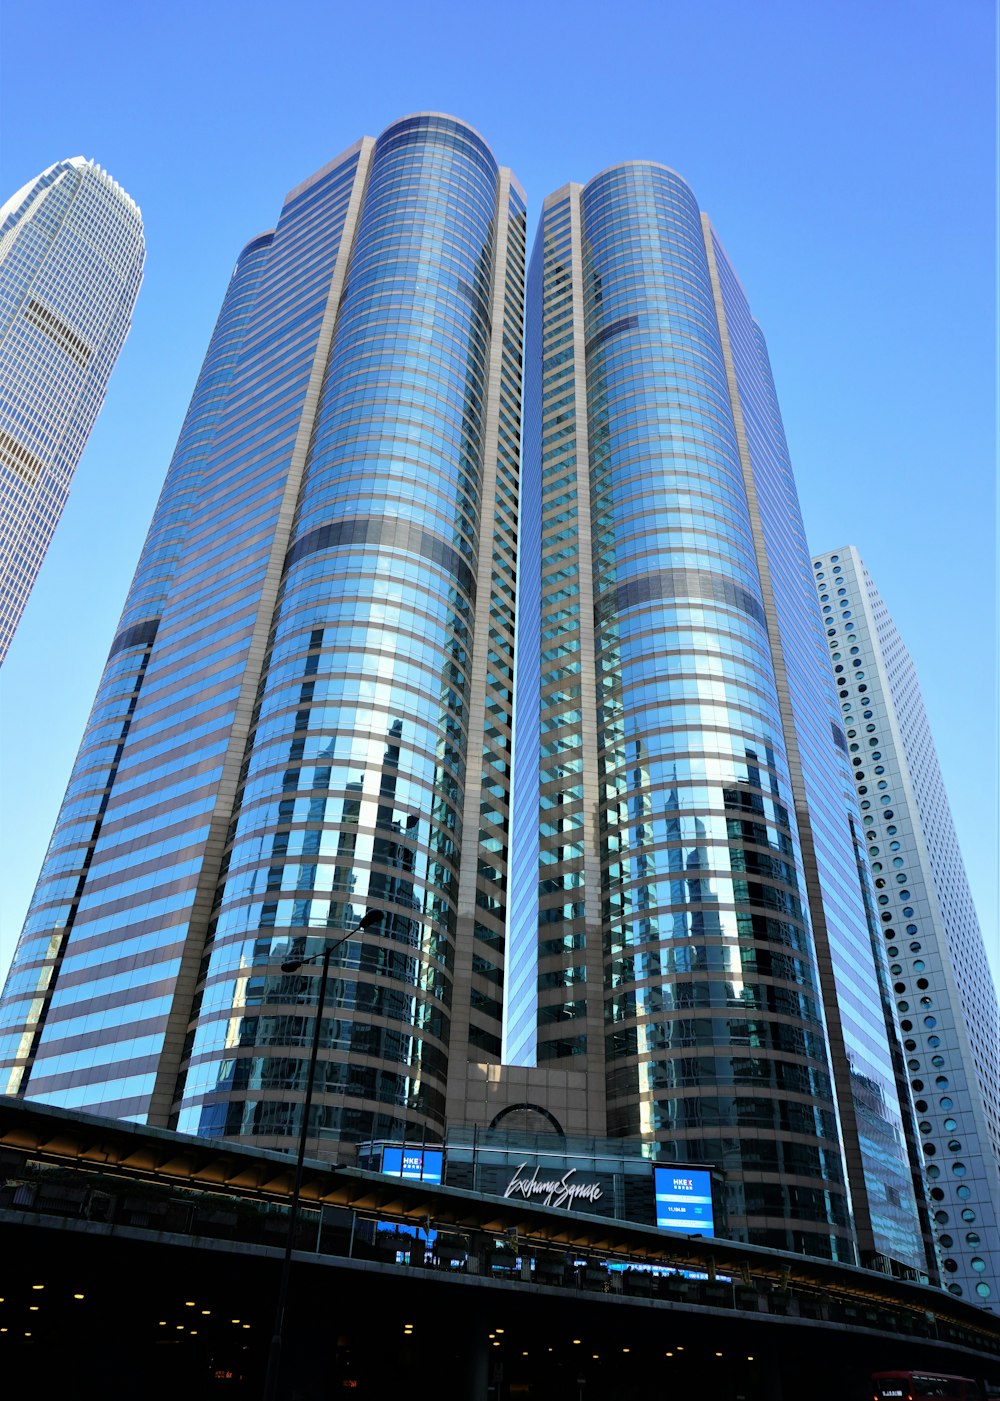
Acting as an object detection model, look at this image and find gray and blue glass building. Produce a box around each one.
[812,544,1000,1307]
[503,164,929,1272]
[0,116,525,1153]
[0,118,946,1284]
[0,157,144,664]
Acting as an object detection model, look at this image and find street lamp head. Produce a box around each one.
[280,909,384,972]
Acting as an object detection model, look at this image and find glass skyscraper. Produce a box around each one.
[0,118,941,1281]
[506,164,926,1270]
[0,157,144,664]
[812,544,999,1306]
[0,116,525,1153]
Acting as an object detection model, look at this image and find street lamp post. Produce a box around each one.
[263,907,384,1400]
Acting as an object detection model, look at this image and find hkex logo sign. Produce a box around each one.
[653,1167,715,1235]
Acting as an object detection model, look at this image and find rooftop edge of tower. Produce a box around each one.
[284,117,521,216]
[0,157,142,237]
[540,161,699,218]
[581,158,695,199]
[377,111,501,172]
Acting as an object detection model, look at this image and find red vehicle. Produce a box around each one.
[873,1374,981,1401]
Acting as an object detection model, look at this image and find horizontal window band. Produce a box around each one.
[23,296,92,366]
[596,566,767,629]
[109,617,160,658]
[0,426,45,483]
[585,313,640,356]
[284,515,477,601]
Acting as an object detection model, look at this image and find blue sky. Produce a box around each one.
[0,0,995,991]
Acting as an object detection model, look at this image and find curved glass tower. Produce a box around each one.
[511,163,926,1266]
[0,116,525,1156]
[0,157,144,664]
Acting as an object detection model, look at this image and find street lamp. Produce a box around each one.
[263,907,384,1400]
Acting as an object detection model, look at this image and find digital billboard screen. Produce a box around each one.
[380,1147,443,1184]
[653,1167,715,1235]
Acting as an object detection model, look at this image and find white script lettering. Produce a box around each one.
[503,1163,604,1209]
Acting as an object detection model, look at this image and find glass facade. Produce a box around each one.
[180,116,525,1149]
[0,115,524,1157]
[708,238,926,1272]
[0,121,944,1284]
[511,160,927,1267]
[0,157,144,664]
[813,545,1000,1302]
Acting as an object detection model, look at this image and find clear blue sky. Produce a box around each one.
[0,0,995,993]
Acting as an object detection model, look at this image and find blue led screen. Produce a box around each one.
[381,1147,444,1184]
[653,1167,715,1235]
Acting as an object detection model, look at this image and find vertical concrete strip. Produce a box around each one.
[569,186,608,1135]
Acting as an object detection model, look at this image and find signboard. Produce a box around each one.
[653,1167,714,1235]
[380,1147,443,1184]
[502,1162,604,1210]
